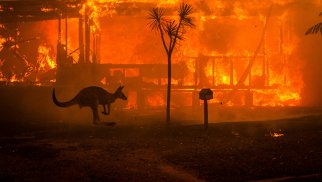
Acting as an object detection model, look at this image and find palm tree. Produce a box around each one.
[305,12,322,35]
[148,3,194,124]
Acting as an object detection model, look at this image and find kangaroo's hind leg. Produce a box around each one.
[91,105,100,125]
[102,104,108,115]
[107,104,111,115]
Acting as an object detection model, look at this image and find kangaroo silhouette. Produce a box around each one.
[52,86,127,124]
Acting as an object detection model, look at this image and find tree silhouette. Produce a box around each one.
[305,12,322,35]
[148,3,194,124]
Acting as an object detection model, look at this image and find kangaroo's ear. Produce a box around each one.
[118,86,124,91]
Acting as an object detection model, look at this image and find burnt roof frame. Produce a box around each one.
[0,0,84,23]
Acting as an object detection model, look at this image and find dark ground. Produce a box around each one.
[0,86,321,181]
[0,113,321,182]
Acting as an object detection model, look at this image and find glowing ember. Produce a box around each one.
[9,74,21,82]
[40,8,54,12]
[101,77,107,85]
[270,132,284,138]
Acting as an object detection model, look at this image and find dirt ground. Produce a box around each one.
[0,111,321,182]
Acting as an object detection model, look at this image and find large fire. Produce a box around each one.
[37,45,56,70]
[0,0,319,108]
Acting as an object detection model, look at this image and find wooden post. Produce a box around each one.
[266,56,269,86]
[199,88,213,130]
[57,14,62,67]
[230,58,234,86]
[192,58,198,109]
[195,58,198,87]
[204,99,208,129]
[248,55,251,88]
[65,9,68,56]
[97,33,101,64]
[92,34,97,64]
[212,59,215,86]
[78,15,84,64]
[84,5,90,63]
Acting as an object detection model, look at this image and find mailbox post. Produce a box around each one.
[199,88,213,129]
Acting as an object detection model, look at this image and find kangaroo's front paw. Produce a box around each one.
[102,111,108,115]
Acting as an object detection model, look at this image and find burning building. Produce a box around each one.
[0,0,321,110]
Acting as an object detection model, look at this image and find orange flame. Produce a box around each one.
[0,0,307,108]
[37,44,56,70]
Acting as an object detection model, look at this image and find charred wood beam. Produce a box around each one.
[0,9,80,22]
[78,15,84,64]
[84,5,90,63]
[0,14,79,23]
[0,0,83,7]
[0,0,82,23]
[222,6,273,104]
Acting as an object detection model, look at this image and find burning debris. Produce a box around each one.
[0,0,321,108]
[270,132,285,138]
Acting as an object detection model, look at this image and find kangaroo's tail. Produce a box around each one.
[52,88,77,107]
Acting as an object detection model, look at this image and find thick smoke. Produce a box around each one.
[290,3,322,106]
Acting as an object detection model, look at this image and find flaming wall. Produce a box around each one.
[0,0,321,108]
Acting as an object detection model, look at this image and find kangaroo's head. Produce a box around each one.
[115,86,127,100]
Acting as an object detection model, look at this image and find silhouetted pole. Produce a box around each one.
[199,88,213,130]
[84,5,90,63]
[204,99,208,129]
[78,14,84,64]
[57,13,62,68]
[92,34,97,64]
[65,8,68,56]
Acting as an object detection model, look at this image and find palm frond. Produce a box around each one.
[178,3,193,19]
[178,3,195,28]
[147,8,165,31]
[305,22,322,35]
[164,20,178,37]
[182,17,195,28]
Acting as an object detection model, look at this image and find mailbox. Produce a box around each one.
[199,88,213,100]
[199,88,213,130]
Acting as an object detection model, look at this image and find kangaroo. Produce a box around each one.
[52,86,127,124]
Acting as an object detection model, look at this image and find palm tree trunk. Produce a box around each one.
[166,54,171,124]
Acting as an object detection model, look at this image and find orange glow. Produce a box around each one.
[0,0,310,108]
[146,92,165,107]
[233,2,248,20]
[156,0,179,6]
[40,8,54,12]
[125,91,137,109]
[9,74,21,82]
[125,68,139,77]
[270,132,284,138]
[0,37,5,50]
[101,77,107,85]
[37,44,56,70]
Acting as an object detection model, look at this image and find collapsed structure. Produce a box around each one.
[0,0,320,109]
